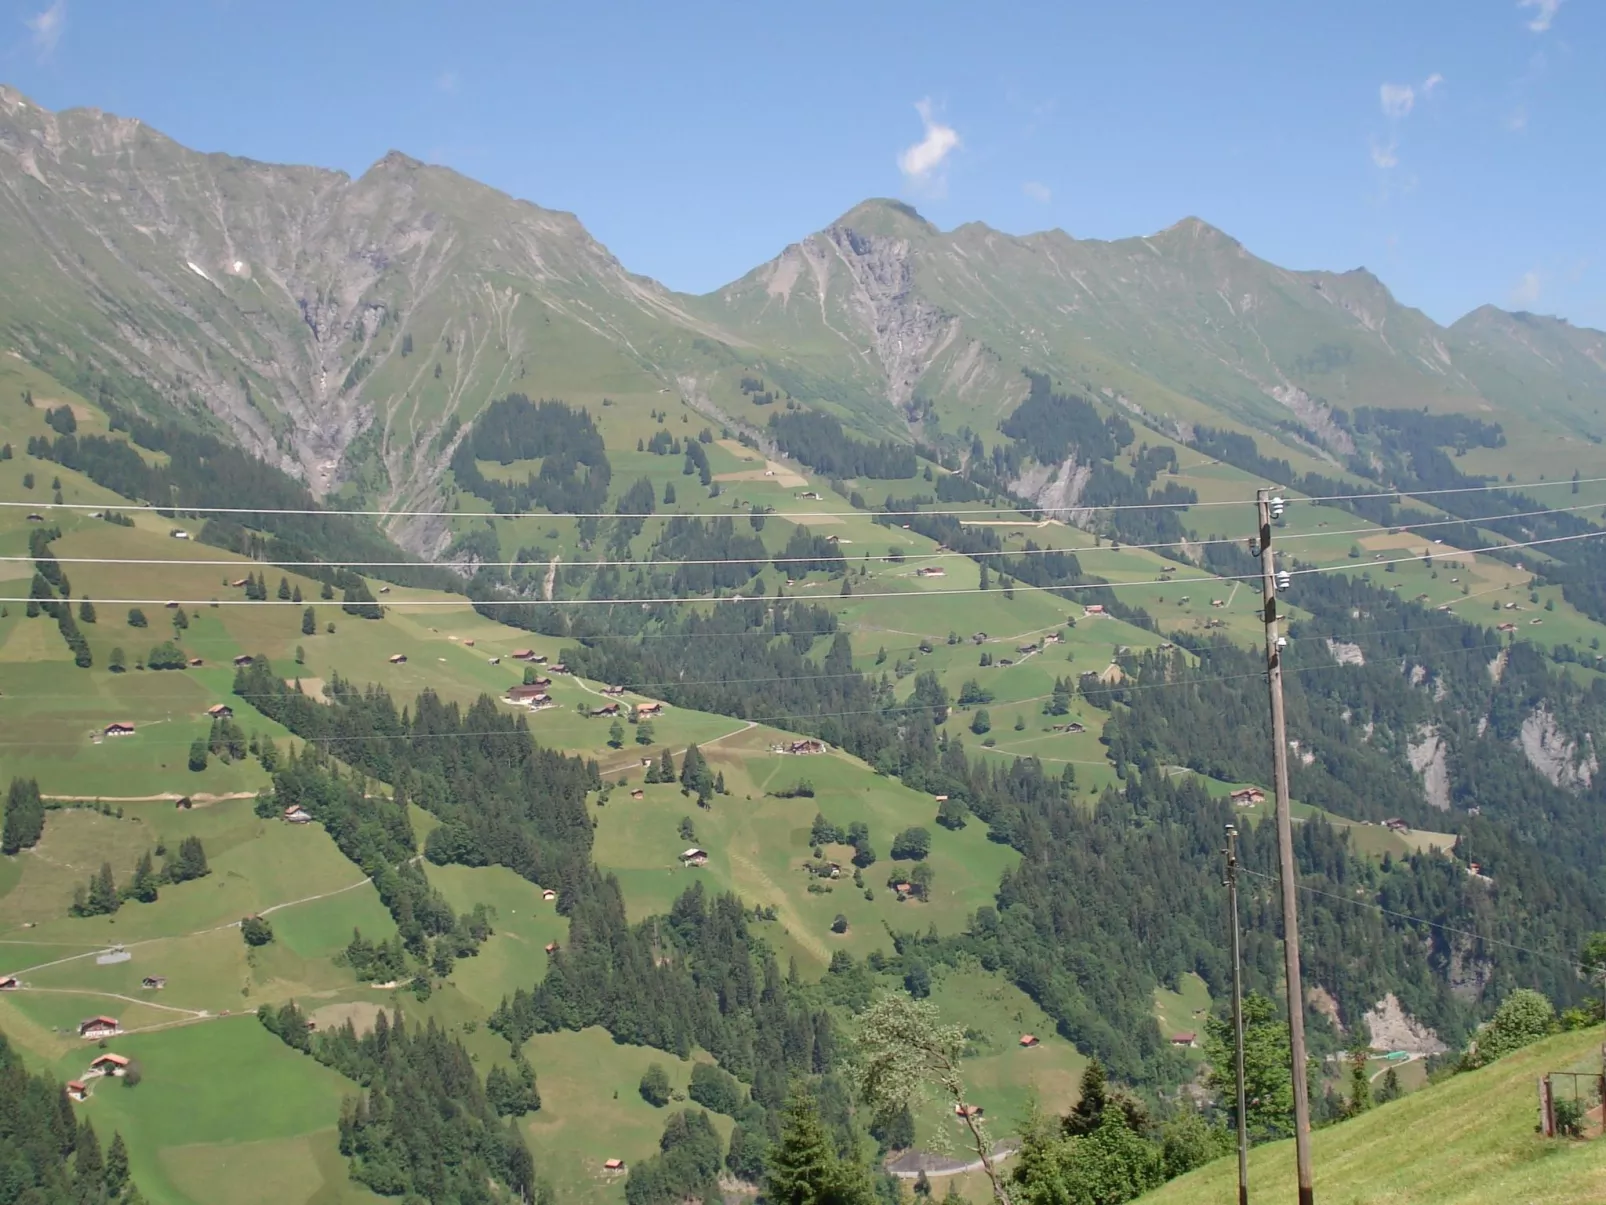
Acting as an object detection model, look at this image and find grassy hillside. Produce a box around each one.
[1141,1027,1606,1205]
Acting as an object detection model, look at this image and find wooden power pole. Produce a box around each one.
[1255,488,1315,1205]
[1225,823,1250,1205]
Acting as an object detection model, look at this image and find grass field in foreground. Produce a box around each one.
[1140,1026,1606,1205]
[50,1017,383,1205]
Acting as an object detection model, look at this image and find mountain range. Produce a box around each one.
[2,83,1602,524]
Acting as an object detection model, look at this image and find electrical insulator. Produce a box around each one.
[1275,635,1289,649]
[1269,496,1287,520]
[1275,570,1292,591]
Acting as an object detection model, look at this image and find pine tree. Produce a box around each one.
[78,596,96,623]
[2,776,46,854]
[106,1132,130,1196]
[277,577,292,600]
[657,747,676,783]
[607,720,625,749]
[302,606,316,636]
[129,850,159,903]
[765,1086,874,1205]
[108,646,126,672]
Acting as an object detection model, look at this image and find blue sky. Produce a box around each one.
[5,0,1602,328]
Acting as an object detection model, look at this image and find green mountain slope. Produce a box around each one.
[1141,1026,1606,1205]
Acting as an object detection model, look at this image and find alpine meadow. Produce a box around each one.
[1,66,1605,1205]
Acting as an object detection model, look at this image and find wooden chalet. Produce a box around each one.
[103,722,136,738]
[1082,604,1106,617]
[1229,787,1266,806]
[0,975,18,991]
[630,789,645,800]
[231,577,250,588]
[680,847,709,867]
[602,685,626,697]
[1018,1034,1040,1048]
[232,654,254,667]
[786,739,826,755]
[541,889,557,902]
[1169,1032,1198,1048]
[544,942,560,955]
[634,701,664,718]
[283,805,313,825]
[388,653,407,664]
[188,657,204,667]
[510,649,536,661]
[591,703,621,717]
[140,976,167,990]
[90,1053,131,1076]
[603,1159,626,1172]
[206,703,233,719]
[915,566,947,578]
[67,1081,89,1101]
[505,684,548,704]
[78,1016,120,1039]
[548,663,570,674]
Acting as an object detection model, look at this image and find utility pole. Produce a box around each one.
[1225,823,1250,1205]
[1255,487,1315,1205]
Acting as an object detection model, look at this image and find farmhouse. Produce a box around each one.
[786,739,826,755]
[0,975,18,991]
[1018,1034,1040,1048]
[232,654,254,667]
[1210,599,1225,608]
[680,847,709,867]
[1018,643,1039,655]
[893,881,913,898]
[103,722,136,738]
[67,1081,89,1102]
[505,684,549,704]
[169,529,190,540]
[523,676,553,689]
[1054,722,1087,734]
[544,942,560,955]
[388,653,408,664]
[140,976,167,990]
[1384,818,1411,833]
[188,658,204,667]
[603,1159,627,1173]
[1170,1032,1198,1048]
[78,1016,120,1039]
[1083,604,1106,617]
[634,701,664,718]
[549,663,570,674]
[602,685,626,697]
[510,649,536,661]
[283,805,313,824]
[1497,622,1517,633]
[542,889,557,902]
[230,577,250,588]
[915,566,947,578]
[90,1054,131,1076]
[591,703,621,718]
[206,703,233,719]
[25,512,44,521]
[1229,787,1267,806]
[630,789,644,800]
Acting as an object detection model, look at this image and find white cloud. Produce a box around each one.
[1380,83,1416,120]
[25,0,65,59]
[436,70,458,94]
[1505,105,1529,131]
[1510,270,1542,307]
[1519,0,1561,32]
[1022,181,1051,203]
[1370,140,1399,169]
[897,99,960,189]
[1422,73,1445,96]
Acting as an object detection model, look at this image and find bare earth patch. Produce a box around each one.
[308,1001,386,1036]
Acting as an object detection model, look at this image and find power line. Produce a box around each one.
[1238,867,1585,973]
[18,528,1604,608]
[14,499,1600,572]
[6,473,1606,521]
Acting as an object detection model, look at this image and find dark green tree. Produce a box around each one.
[639,1063,671,1107]
[2,777,46,854]
[765,1086,875,1205]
